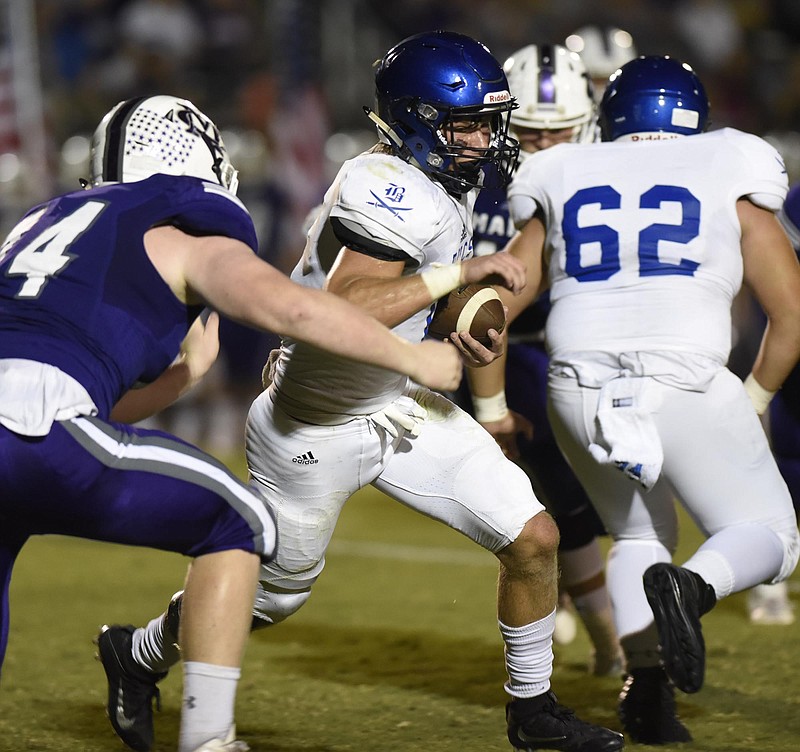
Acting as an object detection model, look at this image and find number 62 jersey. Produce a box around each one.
[507,128,788,370]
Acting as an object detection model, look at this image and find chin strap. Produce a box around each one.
[363,107,404,149]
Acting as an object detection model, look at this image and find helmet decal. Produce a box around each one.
[537,45,557,105]
[101,96,146,184]
[503,43,596,143]
[90,95,239,194]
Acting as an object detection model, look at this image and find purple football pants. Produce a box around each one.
[0,416,275,670]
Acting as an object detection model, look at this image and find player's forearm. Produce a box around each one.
[467,350,507,397]
[751,317,800,392]
[329,272,448,329]
[248,277,422,375]
[110,362,194,423]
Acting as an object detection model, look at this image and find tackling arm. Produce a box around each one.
[110,312,220,423]
[143,226,463,393]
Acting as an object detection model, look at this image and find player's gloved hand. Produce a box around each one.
[371,398,428,438]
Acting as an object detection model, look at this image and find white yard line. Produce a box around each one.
[328,538,495,567]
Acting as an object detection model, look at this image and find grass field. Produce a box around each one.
[1,464,799,751]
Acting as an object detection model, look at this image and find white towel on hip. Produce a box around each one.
[588,373,663,491]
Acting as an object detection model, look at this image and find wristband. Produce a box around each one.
[744,373,776,416]
[472,389,509,423]
[421,262,462,300]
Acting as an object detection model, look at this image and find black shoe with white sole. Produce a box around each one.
[95,624,167,752]
[643,563,716,694]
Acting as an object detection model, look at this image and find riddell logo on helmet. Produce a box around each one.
[485,91,511,104]
[628,132,682,141]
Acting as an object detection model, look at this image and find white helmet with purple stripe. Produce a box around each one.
[503,44,596,144]
[89,95,239,194]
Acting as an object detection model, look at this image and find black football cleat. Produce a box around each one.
[618,666,692,745]
[643,563,716,694]
[95,624,167,752]
[507,691,625,751]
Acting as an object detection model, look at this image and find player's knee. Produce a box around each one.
[251,583,312,626]
[499,511,560,572]
[775,518,800,581]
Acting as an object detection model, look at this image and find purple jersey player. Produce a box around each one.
[0,94,461,752]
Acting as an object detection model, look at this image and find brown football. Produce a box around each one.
[427,283,506,346]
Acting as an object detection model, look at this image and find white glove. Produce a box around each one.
[371,399,427,438]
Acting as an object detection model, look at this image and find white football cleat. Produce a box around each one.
[748,582,795,625]
[190,726,250,752]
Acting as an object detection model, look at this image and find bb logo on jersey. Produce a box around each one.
[384,183,406,202]
[367,183,414,220]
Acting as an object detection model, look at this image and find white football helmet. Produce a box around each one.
[89,95,239,194]
[565,26,637,82]
[503,44,595,144]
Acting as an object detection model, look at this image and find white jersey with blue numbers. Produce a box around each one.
[272,151,476,422]
[507,128,788,380]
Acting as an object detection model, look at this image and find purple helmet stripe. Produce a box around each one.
[538,44,556,104]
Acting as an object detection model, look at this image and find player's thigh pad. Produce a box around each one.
[247,389,390,587]
[656,369,799,576]
[547,375,680,550]
[0,417,275,558]
[375,388,544,553]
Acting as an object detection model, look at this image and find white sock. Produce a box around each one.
[131,613,181,674]
[684,524,785,598]
[606,539,671,639]
[178,661,240,752]
[500,609,555,698]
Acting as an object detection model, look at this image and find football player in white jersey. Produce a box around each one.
[100,31,625,752]
[472,43,623,675]
[470,55,800,744]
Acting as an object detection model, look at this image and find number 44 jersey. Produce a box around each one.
[0,174,257,419]
[508,128,788,369]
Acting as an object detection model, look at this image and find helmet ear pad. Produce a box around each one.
[598,55,709,142]
[90,95,239,193]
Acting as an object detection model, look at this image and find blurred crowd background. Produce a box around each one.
[2,0,799,453]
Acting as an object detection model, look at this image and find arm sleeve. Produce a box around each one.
[729,130,789,212]
[329,215,415,263]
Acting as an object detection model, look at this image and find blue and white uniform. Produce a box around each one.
[0,174,276,665]
[508,128,799,637]
[246,152,542,618]
[472,184,605,549]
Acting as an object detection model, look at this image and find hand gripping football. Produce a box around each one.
[428,283,506,346]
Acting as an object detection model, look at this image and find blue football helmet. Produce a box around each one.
[367,30,520,195]
[598,55,709,142]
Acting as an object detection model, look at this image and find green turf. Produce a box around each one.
[1,479,798,751]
